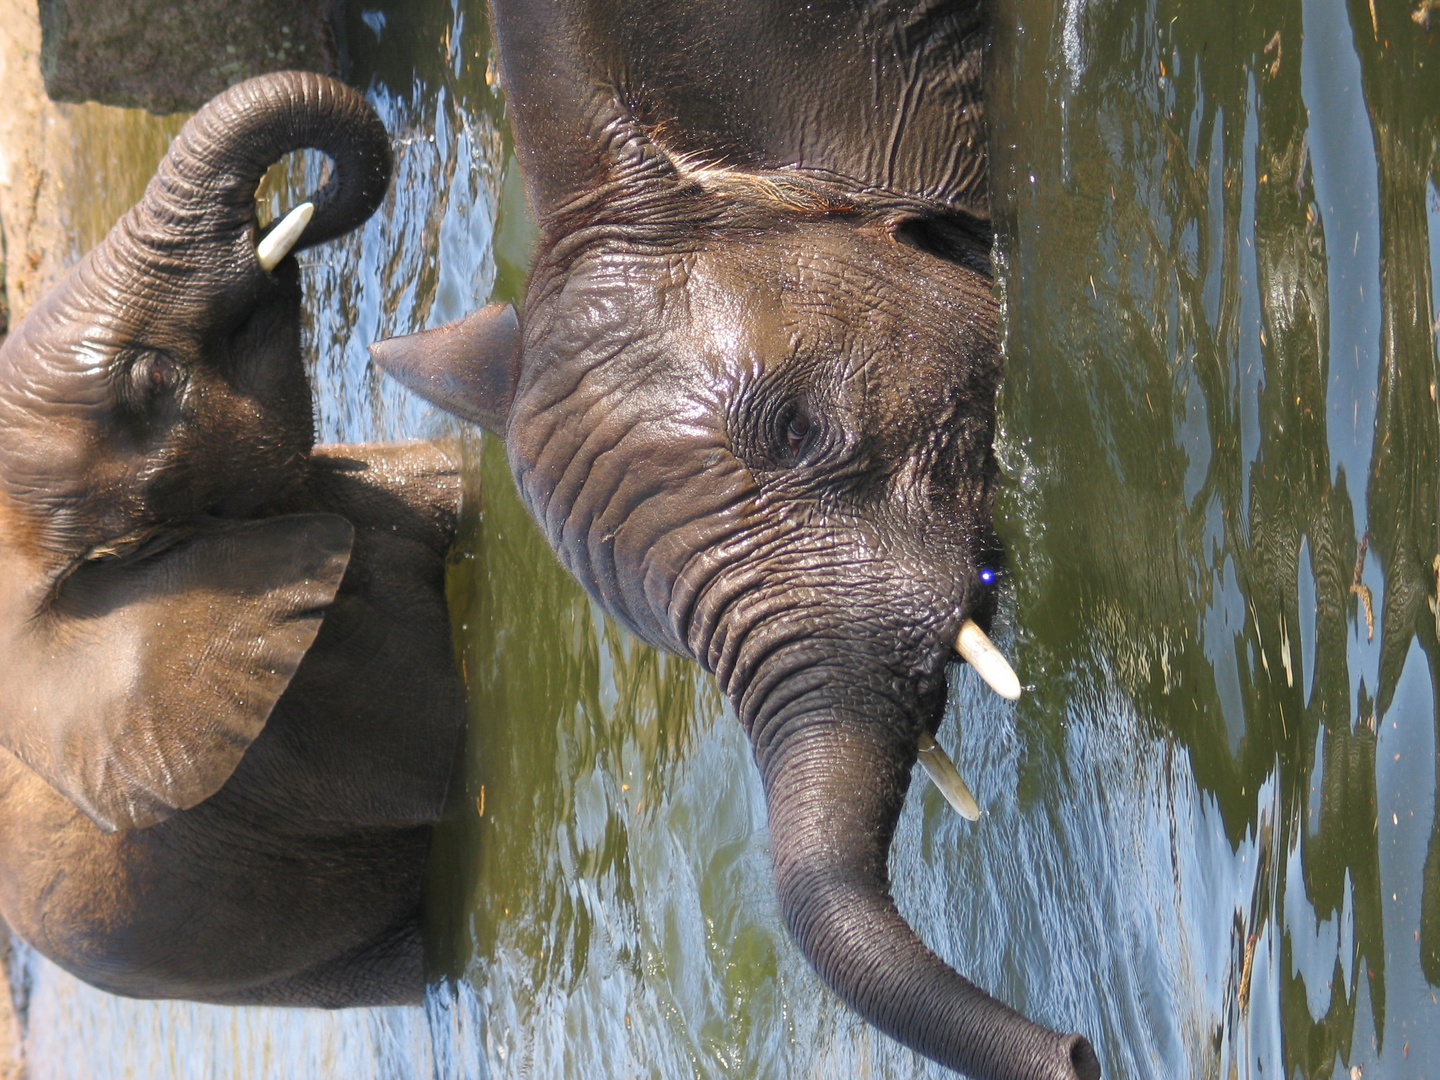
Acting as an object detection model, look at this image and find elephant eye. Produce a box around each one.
[891,216,992,275]
[781,406,815,464]
[126,350,186,404]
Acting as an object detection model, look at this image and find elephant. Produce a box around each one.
[0,72,465,1006]
[371,0,1101,1077]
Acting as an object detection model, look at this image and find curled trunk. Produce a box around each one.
[10,70,391,350]
[7,72,392,385]
[152,71,391,247]
[756,699,1099,1080]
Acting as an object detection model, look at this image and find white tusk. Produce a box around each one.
[954,618,1021,700]
[916,732,981,821]
[256,202,315,271]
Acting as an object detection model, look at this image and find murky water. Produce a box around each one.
[13,0,1440,1077]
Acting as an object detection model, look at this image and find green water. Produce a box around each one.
[993,0,1440,1074]
[14,0,1440,1077]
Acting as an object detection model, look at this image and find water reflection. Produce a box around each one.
[995,0,1440,1074]
[15,0,1440,1077]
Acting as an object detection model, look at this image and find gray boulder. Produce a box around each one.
[39,0,344,115]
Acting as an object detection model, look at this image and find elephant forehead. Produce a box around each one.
[0,318,117,408]
[688,228,991,367]
[0,384,112,518]
[679,254,886,403]
[683,267,792,377]
[0,498,47,572]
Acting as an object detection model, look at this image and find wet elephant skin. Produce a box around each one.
[0,73,464,1006]
[373,2,1100,1077]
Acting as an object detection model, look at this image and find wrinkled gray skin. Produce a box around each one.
[373,1,1099,1076]
[0,72,464,1006]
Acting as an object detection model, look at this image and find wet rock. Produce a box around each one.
[38,0,345,115]
[0,215,9,351]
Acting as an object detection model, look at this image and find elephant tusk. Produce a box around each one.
[256,202,315,271]
[954,618,1021,700]
[916,732,981,821]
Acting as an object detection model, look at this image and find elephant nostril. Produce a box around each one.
[1069,1035,1102,1080]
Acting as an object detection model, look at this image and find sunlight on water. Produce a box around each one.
[18,960,434,1080]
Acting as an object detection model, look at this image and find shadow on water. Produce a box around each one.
[14,0,1440,1077]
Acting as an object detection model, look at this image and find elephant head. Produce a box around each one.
[0,72,391,833]
[372,3,1098,1077]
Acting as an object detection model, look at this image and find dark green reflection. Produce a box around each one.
[63,106,187,256]
[429,432,712,978]
[993,0,1440,1073]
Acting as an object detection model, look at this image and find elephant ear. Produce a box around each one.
[0,514,354,832]
[369,303,521,435]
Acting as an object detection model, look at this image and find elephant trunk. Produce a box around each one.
[751,682,1099,1080]
[120,71,391,301]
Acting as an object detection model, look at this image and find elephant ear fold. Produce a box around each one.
[369,303,522,436]
[0,514,353,832]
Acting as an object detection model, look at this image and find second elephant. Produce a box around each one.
[0,73,463,1006]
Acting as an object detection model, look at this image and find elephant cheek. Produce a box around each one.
[516,397,757,660]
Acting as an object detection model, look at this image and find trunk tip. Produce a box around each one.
[1066,1033,1101,1080]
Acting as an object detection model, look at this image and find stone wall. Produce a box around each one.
[38,0,345,115]
[0,0,80,327]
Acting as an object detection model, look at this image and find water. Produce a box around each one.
[14,0,1440,1077]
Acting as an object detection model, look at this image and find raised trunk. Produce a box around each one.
[148,70,391,250]
[755,697,1099,1080]
[0,71,392,557]
[86,69,393,324]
